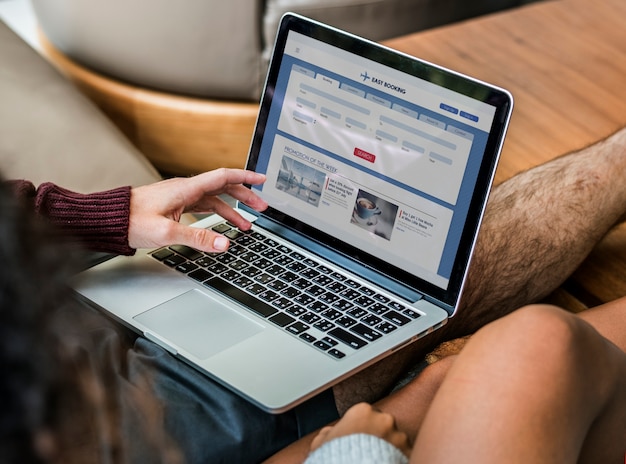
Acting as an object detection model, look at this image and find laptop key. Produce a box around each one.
[272,297,292,310]
[313,340,333,351]
[341,289,361,300]
[220,270,240,281]
[300,312,321,324]
[361,314,382,326]
[328,348,346,359]
[232,276,254,289]
[292,278,312,290]
[279,271,299,283]
[354,295,375,308]
[212,223,232,234]
[313,275,333,286]
[229,260,249,271]
[215,254,236,264]
[350,323,383,342]
[264,238,280,248]
[319,291,340,304]
[268,279,288,291]
[227,244,246,256]
[403,308,421,319]
[255,273,274,284]
[360,287,377,297]
[270,312,296,327]
[265,264,285,276]
[224,229,243,240]
[314,320,335,332]
[188,269,212,283]
[286,304,307,317]
[376,322,397,334]
[176,261,199,274]
[307,300,329,313]
[247,283,266,295]
[152,248,174,261]
[305,284,326,297]
[259,290,279,303]
[328,327,367,349]
[249,242,267,253]
[207,262,229,274]
[286,321,309,334]
[289,251,306,260]
[368,302,388,315]
[169,244,203,261]
[299,332,316,343]
[334,299,355,312]
[373,293,391,304]
[389,301,408,312]
[274,254,294,266]
[382,310,411,326]
[347,307,366,318]
[336,316,357,328]
[164,255,186,267]
[287,261,307,273]
[203,277,277,318]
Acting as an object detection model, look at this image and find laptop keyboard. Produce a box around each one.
[150,222,422,360]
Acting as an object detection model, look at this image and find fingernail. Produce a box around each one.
[214,236,229,251]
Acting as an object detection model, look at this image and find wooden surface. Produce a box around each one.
[42,0,626,309]
[385,0,626,310]
[385,0,626,186]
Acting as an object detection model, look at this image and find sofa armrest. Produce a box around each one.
[0,20,161,192]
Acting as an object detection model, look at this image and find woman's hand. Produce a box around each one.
[128,168,267,252]
[309,402,411,457]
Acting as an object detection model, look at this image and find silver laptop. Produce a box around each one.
[72,13,513,413]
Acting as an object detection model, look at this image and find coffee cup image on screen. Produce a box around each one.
[351,190,398,240]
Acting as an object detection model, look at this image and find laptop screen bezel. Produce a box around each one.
[244,13,513,311]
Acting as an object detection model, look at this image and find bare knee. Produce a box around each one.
[471,304,584,372]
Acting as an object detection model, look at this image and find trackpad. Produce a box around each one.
[134,289,263,359]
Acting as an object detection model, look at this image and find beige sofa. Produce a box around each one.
[0,19,160,192]
[31,0,531,101]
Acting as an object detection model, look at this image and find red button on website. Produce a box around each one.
[354,148,376,163]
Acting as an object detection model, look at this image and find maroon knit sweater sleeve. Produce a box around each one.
[7,180,135,256]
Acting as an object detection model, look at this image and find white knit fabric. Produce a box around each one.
[304,433,409,464]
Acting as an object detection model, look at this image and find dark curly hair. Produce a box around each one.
[0,181,182,464]
[0,180,75,462]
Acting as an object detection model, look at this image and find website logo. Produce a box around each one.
[360,71,406,94]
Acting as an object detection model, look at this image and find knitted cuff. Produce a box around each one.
[35,182,135,255]
[304,434,409,464]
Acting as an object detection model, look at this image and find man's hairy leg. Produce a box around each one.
[332,127,626,414]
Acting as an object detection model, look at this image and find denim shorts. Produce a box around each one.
[64,298,339,463]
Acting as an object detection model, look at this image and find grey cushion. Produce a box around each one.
[31,0,530,101]
[31,0,265,101]
[0,20,161,193]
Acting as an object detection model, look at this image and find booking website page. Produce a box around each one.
[252,31,497,289]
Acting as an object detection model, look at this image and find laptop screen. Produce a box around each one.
[246,14,512,308]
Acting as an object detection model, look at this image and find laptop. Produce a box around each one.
[72,13,513,413]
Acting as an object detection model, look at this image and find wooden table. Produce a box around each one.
[385,0,626,310]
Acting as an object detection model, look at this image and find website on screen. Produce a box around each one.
[252,31,496,289]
